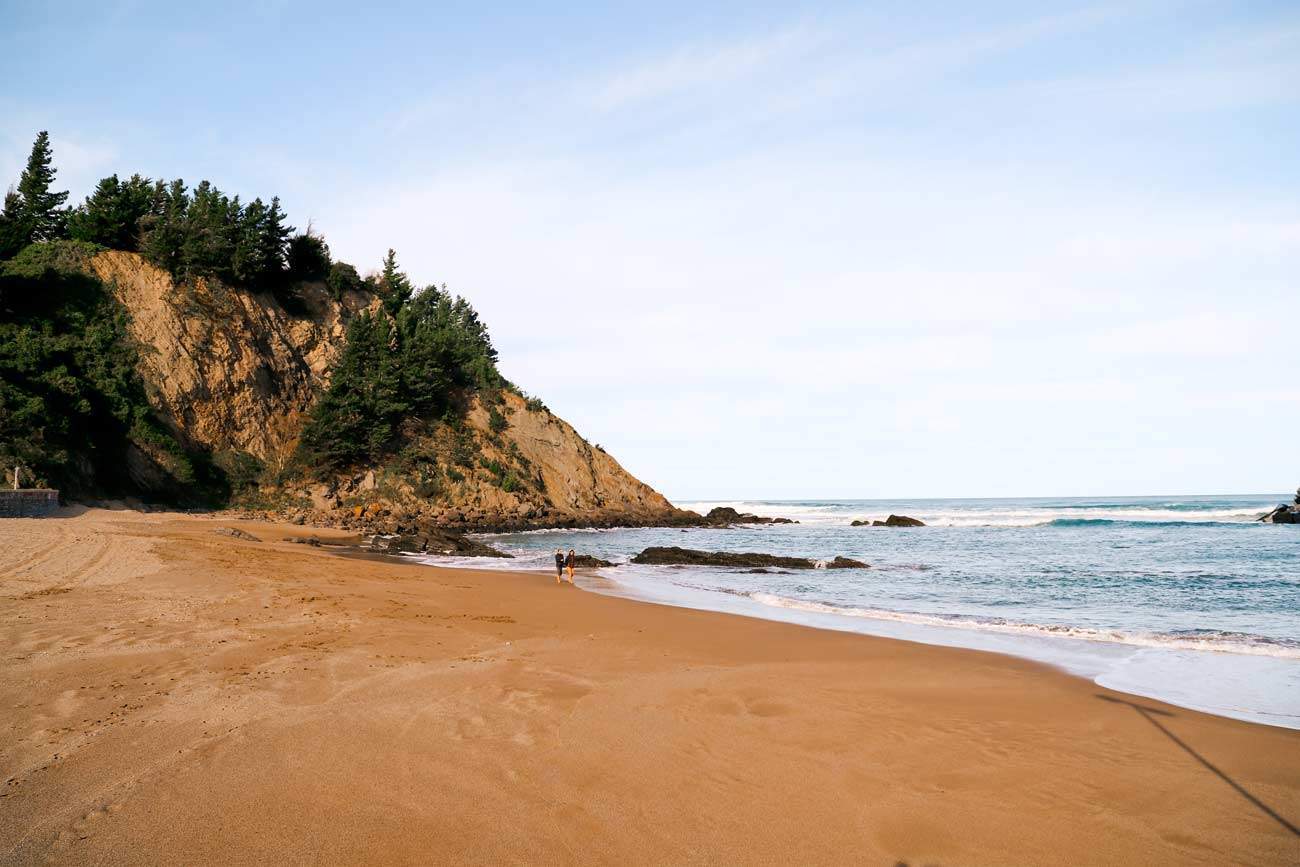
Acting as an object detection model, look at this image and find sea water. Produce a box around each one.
[409,494,1300,729]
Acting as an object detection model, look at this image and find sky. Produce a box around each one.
[2,0,1297,500]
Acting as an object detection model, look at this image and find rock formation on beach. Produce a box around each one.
[368,530,513,558]
[631,546,868,569]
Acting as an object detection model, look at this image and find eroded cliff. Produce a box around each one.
[89,251,684,527]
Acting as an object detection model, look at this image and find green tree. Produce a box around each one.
[0,241,205,498]
[378,248,413,314]
[181,180,239,280]
[231,197,293,286]
[0,190,23,260]
[12,131,69,244]
[138,179,189,277]
[67,173,156,250]
[296,254,503,473]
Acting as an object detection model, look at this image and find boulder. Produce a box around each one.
[629,546,867,569]
[1258,504,1300,524]
[852,515,924,527]
[571,554,615,568]
[214,527,260,542]
[703,506,797,526]
[369,528,512,558]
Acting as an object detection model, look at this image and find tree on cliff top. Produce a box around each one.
[15,132,69,244]
[0,132,70,258]
[67,173,157,251]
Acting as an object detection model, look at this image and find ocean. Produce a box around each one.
[409,494,1300,729]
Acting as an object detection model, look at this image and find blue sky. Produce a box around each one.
[2,1,1297,499]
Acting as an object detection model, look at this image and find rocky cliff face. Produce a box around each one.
[89,251,374,462]
[89,251,685,527]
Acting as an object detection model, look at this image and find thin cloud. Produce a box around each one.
[588,26,823,111]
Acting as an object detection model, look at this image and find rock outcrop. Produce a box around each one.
[90,250,375,461]
[571,554,615,568]
[702,506,796,526]
[851,514,925,527]
[1258,490,1300,524]
[630,546,867,569]
[368,530,512,558]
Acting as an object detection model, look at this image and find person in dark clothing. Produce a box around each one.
[554,549,565,584]
[565,549,577,584]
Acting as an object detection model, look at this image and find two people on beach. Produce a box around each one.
[554,548,576,585]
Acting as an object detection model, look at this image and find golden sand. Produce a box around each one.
[2,509,1297,865]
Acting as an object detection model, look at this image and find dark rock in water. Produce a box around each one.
[630,546,868,569]
[292,535,322,546]
[572,554,615,567]
[703,506,797,526]
[1259,504,1300,524]
[370,530,512,558]
[852,515,925,527]
[214,527,260,542]
[885,514,925,527]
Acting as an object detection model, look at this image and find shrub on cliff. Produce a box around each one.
[287,229,331,282]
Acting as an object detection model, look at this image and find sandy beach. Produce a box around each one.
[1,509,1297,866]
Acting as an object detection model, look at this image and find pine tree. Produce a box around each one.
[138,179,189,277]
[259,196,293,282]
[231,197,267,285]
[0,189,23,260]
[378,248,413,314]
[181,180,239,280]
[14,131,69,243]
[67,173,155,250]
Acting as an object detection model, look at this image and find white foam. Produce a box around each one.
[671,500,1268,527]
[746,593,1300,659]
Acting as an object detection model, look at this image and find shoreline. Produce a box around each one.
[402,530,1300,732]
[2,509,1298,864]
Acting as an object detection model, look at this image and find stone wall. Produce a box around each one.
[0,490,60,517]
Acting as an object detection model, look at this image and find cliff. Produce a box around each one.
[86,251,684,528]
[88,250,374,462]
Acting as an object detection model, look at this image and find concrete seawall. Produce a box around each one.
[0,490,60,517]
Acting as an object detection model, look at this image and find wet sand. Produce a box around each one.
[1,509,1297,865]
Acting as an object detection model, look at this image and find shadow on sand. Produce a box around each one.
[1095,694,1298,837]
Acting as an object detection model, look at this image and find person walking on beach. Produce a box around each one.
[565,548,577,584]
[554,548,565,584]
